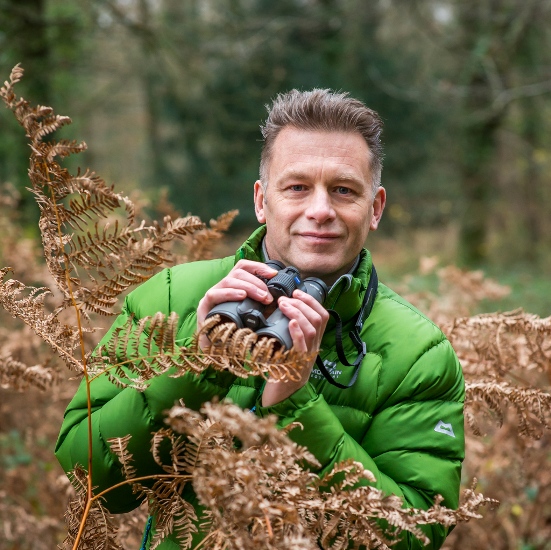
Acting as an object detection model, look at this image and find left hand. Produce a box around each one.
[261,288,329,406]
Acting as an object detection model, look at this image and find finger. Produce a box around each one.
[219,263,279,297]
[197,287,246,319]
[219,276,273,303]
[279,294,328,330]
[288,318,308,353]
[197,261,278,353]
[232,259,279,279]
[293,289,329,319]
[197,260,278,327]
[278,299,319,349]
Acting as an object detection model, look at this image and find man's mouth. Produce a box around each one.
[299,232,341,242]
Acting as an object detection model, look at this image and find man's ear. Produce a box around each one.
[370,186,386,231]
[254,180,266,223]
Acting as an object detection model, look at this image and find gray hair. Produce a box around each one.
[259,89,384,195]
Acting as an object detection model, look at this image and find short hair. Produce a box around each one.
[259,89,384,194]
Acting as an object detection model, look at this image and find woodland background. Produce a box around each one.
[0,0,550,549]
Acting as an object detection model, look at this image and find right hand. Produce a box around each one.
[196,260,278,350]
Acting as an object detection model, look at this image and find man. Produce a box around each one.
[56,89,464,549]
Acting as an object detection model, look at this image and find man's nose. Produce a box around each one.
[305,189,336,224]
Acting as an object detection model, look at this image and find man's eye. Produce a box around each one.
[290,185,304,192]
[336,186,351,195]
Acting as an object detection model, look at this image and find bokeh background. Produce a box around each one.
[1,1,550,549]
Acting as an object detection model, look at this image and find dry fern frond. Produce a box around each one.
[145,479,197,550]
[201,315,313,381]
[466,380,551,438]
[74,215,204,315]
[0,269,82,370]
[66,401,497,549]
[183,210,240,262]
[412,479,499,529]
[0,64,24,109]
[166,401,318,549]
[108,436,197,550]
[154,190,238,264]
[161,401,495,550]
[149,428,189,475]
[444,310,551,438]
[446,310,551,376]
[61,465,120,550]
[90,312,310,389]
[401,262,511,326]
[0,354,57,390]
[105,433,197,549]
[107,434,137,482]
[1,65,206,318]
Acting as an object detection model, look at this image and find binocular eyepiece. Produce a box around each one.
[205,260,328,350]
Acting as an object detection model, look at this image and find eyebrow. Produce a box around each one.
[277,169,364,185]
[277,169,310,182]
[333,173,364,184]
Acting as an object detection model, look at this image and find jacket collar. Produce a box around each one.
[235,225,373,336]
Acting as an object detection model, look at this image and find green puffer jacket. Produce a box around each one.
[55,226,464,550]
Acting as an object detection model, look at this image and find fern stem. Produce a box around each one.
[264,511,274,538]
[72,499,93,550]
[44,171,93,550]
[90,473,191,503]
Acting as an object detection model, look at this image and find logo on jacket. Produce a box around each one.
[311,360,342,381]
[434,420,455,438]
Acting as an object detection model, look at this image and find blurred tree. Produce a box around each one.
[97,0,445,230]
[0,0,50,228]
[0,0,93,229]
[383,0,551,265]
[452,0,551,265]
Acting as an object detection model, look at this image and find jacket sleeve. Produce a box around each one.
[54,268,236,513]
[255,337,465,550]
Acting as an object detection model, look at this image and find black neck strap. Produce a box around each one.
[316,265,378,389]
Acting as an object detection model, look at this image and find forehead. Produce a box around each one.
[269,127,372,180]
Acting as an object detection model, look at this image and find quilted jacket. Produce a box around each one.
[55,226,465,549]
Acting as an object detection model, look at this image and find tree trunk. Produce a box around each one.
[458,113,502,265]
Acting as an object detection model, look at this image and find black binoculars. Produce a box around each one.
[205,260,328,350]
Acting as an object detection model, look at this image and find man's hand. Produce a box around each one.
[196,259,329,407]
[196,260,278,350]
[261,288,329,407]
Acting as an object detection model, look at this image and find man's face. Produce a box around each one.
[254,127,386,285]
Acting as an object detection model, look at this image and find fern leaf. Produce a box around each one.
[0,354,57,391]
[0,64,24,108]
[108,434,137,482]
[0,271,82,370]
[466,380,551,438]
